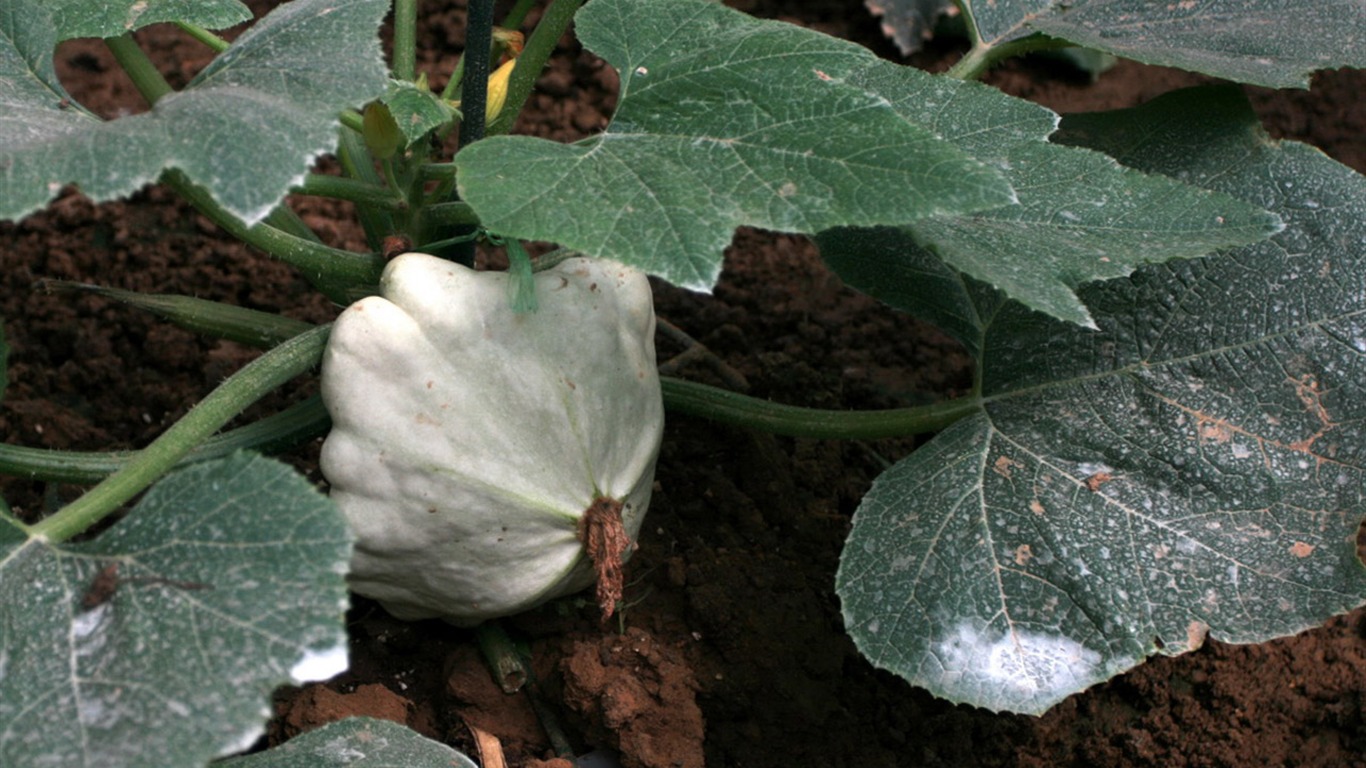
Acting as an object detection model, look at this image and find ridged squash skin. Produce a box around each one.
[320,253,663,624]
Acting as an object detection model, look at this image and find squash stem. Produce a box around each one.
[392,0,419,83]
[103,36,378,297]
[661,376,979,439]
[946,33,1077,81]
[475,621,527,693]
[175,22,231,53]
[0,396,329,484]
[27,326,330,543]
[484,0,584,136]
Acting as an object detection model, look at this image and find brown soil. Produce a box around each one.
[4,1,1366,767]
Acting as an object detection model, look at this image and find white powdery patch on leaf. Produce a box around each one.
[932,621,1111,710]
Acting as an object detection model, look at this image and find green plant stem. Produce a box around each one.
[339,108,365,134]
[338,128,396,251]
[27,326,331,543]
[660,377,979,439]
[475,621,528,693]
[176,22,231,53]
[0,396,329,484]
[420,201,480,228]
[165,170,383,301]
[945,33,1076,81]
[104,36,372,293]
[440,55,466,103]
[39,282,315,347]
[295,174,406,210]
[486,0,583,136]
[106,34,173,104]
[392,0,418,83]
[379,157,405,202]
[501,0,542,30]
[421,162,456,181]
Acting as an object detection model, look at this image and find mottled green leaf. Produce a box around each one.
[0,0,389,225]
[823,64,1281,327]
[218,718,477,768]
[837,87,1366,714]
[456,0,1014,292]
[50,0,251,41]
[960,0,1366,88]
[0,454,353,766]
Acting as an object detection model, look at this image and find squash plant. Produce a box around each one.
[1,0,1365,763]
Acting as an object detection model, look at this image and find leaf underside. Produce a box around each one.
[0,454,353,767]
[961,0,1366,89]
[835,86,1366,715]
[0,0,389,226]
[456,0,1015,292]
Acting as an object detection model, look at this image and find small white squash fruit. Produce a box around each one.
[320,253,663,624]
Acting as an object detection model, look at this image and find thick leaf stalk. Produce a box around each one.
[661,377,979,439]
[485,0,584,136]
[0,396,329,483]
[27,325,331,542]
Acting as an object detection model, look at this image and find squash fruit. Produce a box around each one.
[320,253,663,624]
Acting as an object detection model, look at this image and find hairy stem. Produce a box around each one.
[660,377,979,439]
[165,171,384,301]
[0,396,329,484]
[338,127,397,250]
[945,32,1077,81]
[28,326,331,543]
[420,201,480,229]
[475,622,528,693]
[392,0,419,83]
[37,282,316,347]
[486,0,583,136]
[104,36,373,294]
[294,174,407,210]
[176,22,231,53]
[105,34,173,104]
[501,0,542,30]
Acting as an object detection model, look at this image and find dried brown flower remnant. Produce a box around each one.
[578,496,633,624]
[381,235,413,261]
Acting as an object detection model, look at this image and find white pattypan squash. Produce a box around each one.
[320,253,663,625]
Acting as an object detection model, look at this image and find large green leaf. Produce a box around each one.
[50,0,251,41]
[455,0,1015,292]
[218,718,477,768]
[0,0,388,225]
[825,64,1281,327]
[0,453,353,766]
[835,87,1366,714]
[960,0,1366,88]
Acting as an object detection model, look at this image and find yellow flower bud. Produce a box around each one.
[486,58,515,126]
